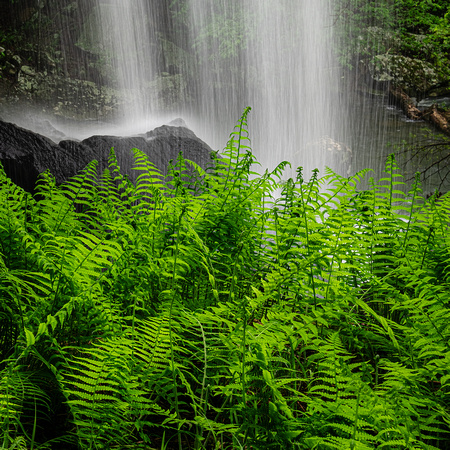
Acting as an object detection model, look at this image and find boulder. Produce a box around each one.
[146,124,214,174]
[370,54,442,96]
[0,119,214,192]
[0,119,92,191]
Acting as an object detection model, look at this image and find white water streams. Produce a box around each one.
[187,0,344,174]
[3,0,447,192]
[90,0,345,175]
[93,0,155,120]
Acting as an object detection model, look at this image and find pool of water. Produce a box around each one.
[346,93,450,195]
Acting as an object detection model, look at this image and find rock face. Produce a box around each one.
[0,119,214,192]
[0,120,90,192]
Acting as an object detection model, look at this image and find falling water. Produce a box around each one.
[91,0,155,119]
[87,0,346,176]
[5,0,446,190]
[186,0,344,174]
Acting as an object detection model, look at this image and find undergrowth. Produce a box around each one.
[0,107,450,449]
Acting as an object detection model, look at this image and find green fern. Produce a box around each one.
[61,317,174,448]
[1,109,450,449]
[0,363,52,449]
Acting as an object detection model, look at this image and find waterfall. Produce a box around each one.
[3,0,447,194]
[187,0,344,174]
[92,0,155,119]
[88,0,346,175]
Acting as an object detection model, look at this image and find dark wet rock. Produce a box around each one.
[0,120,87,191]
[59,124,214,182]
[145,124,214,173]
[0,119,214,192]
[15,117,68,142]
[66,135,149,179]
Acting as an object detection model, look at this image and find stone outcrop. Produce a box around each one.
[0,119,214,192]
[0,119,88,191]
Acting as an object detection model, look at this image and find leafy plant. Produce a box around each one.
[0,109,449,449]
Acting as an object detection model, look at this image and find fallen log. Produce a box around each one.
[422,104,450,136]
[388,86,422,120]
[389,85,450,136]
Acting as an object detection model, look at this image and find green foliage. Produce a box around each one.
[335,0,450,81]
[62,317,174,448]
[1,109,450,448]
[192,2,247,61]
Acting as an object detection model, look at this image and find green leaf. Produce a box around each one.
[24,327,35,347]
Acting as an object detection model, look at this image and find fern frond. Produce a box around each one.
[61,316,174,447]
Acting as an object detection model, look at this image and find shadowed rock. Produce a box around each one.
[0,119,214,192]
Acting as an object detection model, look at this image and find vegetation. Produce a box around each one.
[395,130,450,191]
[1,108,450,449]
[335,0,450,84]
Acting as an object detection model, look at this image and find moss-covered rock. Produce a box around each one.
[370,54,444,96]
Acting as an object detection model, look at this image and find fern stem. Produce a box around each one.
[387,154,394,210]
[168,204,186,450]
[420,226,433,270]
[351,384,361,447]
[297,177,317,306]
[194,317,208,449]
[219,107,251,210]
[402,172,421,250]
[325,210,344,301]
[240,296,248,426]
